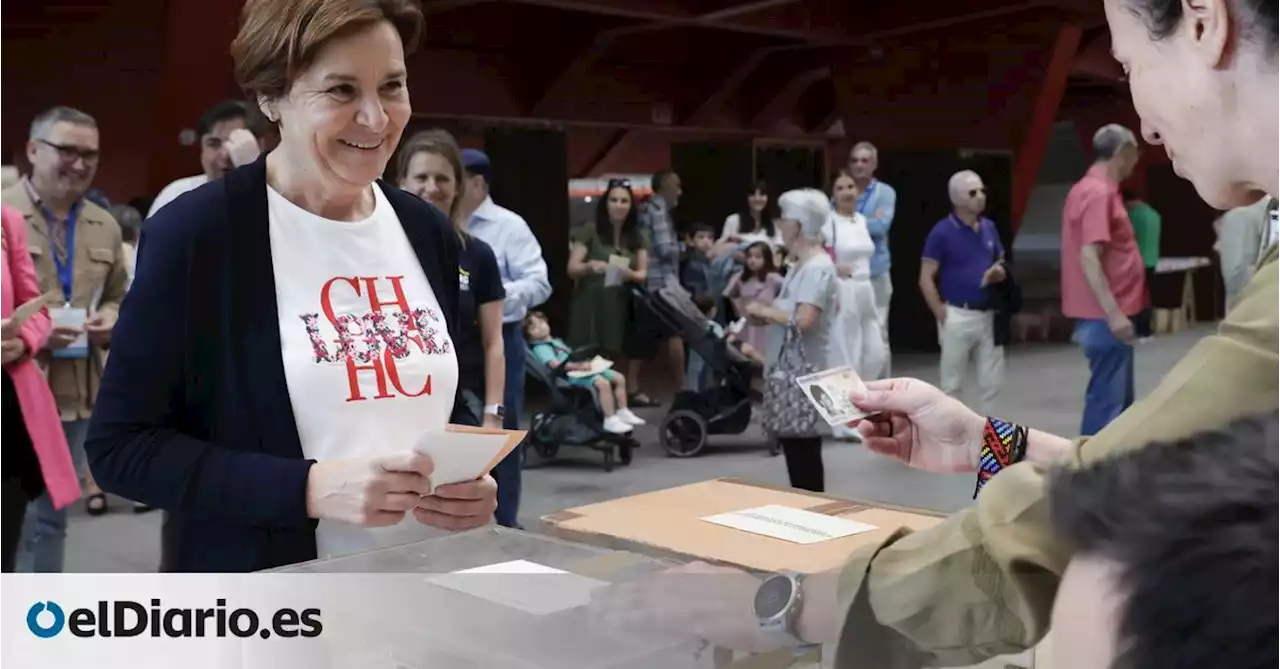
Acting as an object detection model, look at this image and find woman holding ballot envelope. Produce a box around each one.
[2,204,80,572]
[85,0,497,572]
[744,189,838,493]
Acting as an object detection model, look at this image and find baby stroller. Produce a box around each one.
[524,343,638,472]
[636,283,780,458]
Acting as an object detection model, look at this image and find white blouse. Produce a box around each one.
[821,212,875,282]
[721,213,785,248]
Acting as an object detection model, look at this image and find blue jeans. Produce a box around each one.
[16,419,89,573]
[685,349,713,392]
[1075,319,1135,436]
[493,322,526,528]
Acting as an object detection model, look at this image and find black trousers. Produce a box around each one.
[780,436,824,493]
[2,371,45,572]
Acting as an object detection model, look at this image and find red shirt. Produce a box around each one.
[1060,165,1147,319]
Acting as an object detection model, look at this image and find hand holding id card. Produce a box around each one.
[795,366,874,426]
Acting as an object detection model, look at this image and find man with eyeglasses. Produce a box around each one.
[918,170,1007,416]
[147,100,261,218]
[2,106,130,571]
[1061,124,1146,436]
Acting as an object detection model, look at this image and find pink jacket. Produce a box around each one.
[2,204,80,509]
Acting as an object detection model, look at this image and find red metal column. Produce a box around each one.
[146,0,242,194]
[1010,24,1082,233]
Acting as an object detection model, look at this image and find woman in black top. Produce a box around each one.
[397,129,506,428]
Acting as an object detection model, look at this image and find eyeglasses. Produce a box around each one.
[37,139,99,165]
[969,187,986,198]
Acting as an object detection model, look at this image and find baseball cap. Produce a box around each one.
[461,148,492,184]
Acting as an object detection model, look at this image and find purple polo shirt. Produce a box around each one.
[922,214,1005,306]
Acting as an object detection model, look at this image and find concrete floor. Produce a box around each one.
[58,325,1212,572]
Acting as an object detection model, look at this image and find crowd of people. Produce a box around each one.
[0,0,1275,665]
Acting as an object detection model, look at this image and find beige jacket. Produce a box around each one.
[834,246,1279,668]
[2,182,128,421]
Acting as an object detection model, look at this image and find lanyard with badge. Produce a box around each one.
[44,201,90,359]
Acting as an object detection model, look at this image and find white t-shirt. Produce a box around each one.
[268,183,459,560]
[147,174,209,218]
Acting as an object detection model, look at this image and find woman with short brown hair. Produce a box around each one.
[86,0,498,572]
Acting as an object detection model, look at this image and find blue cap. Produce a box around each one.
[461,148,491,184]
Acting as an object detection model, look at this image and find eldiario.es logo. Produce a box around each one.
[27,599,322,639]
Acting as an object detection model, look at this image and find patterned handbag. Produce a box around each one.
[762,323,821,438]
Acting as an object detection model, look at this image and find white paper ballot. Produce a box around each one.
[48,306,88,359]
[413,426,524,488]
[429,560,610,616]
[701,504,878,545]
[603,266,623,287]
[566,355,614,379]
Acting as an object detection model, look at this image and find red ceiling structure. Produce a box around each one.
[3,0,1137,227]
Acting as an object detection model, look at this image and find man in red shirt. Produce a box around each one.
[1060,124,1146,435]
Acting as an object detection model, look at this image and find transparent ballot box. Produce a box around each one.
[255,527,729,668]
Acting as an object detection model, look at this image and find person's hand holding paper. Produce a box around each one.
[0,319,24,365]
[305,451,438,527]
[411,425,524,531]
[415,474,497,531]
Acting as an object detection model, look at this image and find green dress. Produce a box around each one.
[566,223,650,353]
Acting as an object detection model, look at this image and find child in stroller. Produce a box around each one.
[524,312,646,435]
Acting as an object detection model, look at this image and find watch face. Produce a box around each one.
[753,574,794,619]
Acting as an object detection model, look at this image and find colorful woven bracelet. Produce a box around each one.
[974,417,1029,498]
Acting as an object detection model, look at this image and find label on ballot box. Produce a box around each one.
[702,504,878,545]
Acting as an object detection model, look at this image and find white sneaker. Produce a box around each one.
[616,408,647,426]
[603,416,632,434]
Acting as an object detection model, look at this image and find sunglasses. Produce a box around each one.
[606,178,632,189]
[969,187,986,198]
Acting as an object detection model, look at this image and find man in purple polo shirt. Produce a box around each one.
[919,170,1007,415]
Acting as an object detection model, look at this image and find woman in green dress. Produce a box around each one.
[566,178,650,369]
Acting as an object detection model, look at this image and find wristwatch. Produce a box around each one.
[755,571,807,646]
[483,404,505,420]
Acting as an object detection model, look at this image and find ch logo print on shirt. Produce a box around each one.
[298,275,451,403]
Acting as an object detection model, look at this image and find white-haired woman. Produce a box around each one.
[743,189,838,492]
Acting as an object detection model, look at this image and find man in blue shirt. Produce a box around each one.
[848,142,897,378]
[460,149,552,529]
[918,170,1007,416]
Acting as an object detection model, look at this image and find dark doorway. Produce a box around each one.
[483,125,571,331]
[1144,162,1224,320]
[755,143,826,198]
[670,140,754,236]
[875,150,1015,353]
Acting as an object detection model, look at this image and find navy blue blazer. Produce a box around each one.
[85,157,471,572]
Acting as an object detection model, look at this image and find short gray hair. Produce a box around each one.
[1092,123,1137,161]
[948,170,983,204]
[777,188,831,242]
[29,106,97,141]
[850,141,878,160]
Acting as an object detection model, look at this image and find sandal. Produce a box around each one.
[629,392,660,408]
[85,493,108,516]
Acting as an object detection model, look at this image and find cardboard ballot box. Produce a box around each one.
[542,477,946,574]
[543,478,1047,669]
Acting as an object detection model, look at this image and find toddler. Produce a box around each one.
[525,312,645,435]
